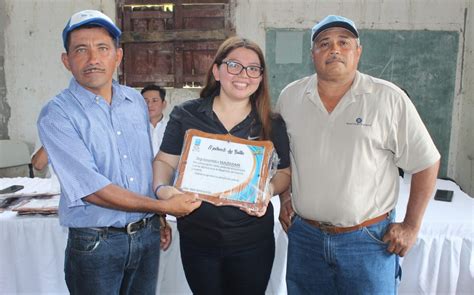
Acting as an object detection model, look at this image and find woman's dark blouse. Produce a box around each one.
[161,96,290,247]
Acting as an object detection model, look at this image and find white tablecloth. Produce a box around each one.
[0,200,285,295]
[396,175,474,294]
[0,177,472,294]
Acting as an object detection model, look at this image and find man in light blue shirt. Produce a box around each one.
[38,10,201,294]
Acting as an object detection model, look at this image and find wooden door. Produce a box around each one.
[117,0,234,87]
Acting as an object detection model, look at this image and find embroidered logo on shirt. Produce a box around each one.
[346,117,372,127]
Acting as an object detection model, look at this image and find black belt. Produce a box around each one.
[92,216,153,235]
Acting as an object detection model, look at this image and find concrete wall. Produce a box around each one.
[2,0,115,147]
[455,1,474,194]
[0,0,9,139]
[2,0,473,195]
[1,0,200,144]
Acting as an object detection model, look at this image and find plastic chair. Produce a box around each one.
[0,139,34,177]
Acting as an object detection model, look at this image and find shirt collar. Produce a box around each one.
[196,95,215,119]
[68,78,134,108]
[350,71,373,96]
[304,74,318,96]
[149,116,167,129]
[303,74,319,105]
[305,71,372,104]
[197,95,258,122]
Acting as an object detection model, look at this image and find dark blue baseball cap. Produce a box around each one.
[62,10,122,50]
[311,15,359,42]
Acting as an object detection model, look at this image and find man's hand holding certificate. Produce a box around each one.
[174,129,279,213]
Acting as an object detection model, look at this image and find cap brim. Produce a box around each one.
[312,21,359,41]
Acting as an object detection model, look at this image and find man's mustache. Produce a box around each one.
[325,56,344,64]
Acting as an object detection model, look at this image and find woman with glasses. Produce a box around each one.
[153,36,290,294]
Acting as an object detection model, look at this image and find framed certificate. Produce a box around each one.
[175,129,277,211]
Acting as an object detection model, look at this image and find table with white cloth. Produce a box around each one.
[395,175,473,294]
[0,177,472,294]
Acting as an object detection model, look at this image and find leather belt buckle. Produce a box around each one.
[126,218,146,235]
[302,212,389,235]
[318,222,335,233]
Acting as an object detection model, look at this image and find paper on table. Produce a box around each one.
[13,195,60,215]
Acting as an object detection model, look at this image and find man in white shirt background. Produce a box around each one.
[142,84,169,156]
[141,84,173,250]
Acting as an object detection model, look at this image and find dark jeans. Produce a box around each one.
[180,236,275,295]
[64,216,161,295]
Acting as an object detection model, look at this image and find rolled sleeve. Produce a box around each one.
[391,94,441,173]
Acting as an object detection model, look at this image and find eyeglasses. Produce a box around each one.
[221,61,264,78]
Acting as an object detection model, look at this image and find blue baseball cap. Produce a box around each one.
[62,10,122,50]
[311,15,359,42]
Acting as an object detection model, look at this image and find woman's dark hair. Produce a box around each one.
[200,36,273,140]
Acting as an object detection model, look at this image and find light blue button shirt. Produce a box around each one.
[38,79,154,228]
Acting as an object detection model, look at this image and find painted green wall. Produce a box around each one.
[266,29,459,176]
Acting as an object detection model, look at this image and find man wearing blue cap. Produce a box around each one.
[37,10,201,294]
[277,15,440,294]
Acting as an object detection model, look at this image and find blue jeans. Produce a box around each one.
[64,216,161,295]
[180,236,275,295]
[286,214,401,295]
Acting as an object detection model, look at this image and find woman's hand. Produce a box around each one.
[159,215,172,251]
[240,184,273,217]
[279,193,294,233]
